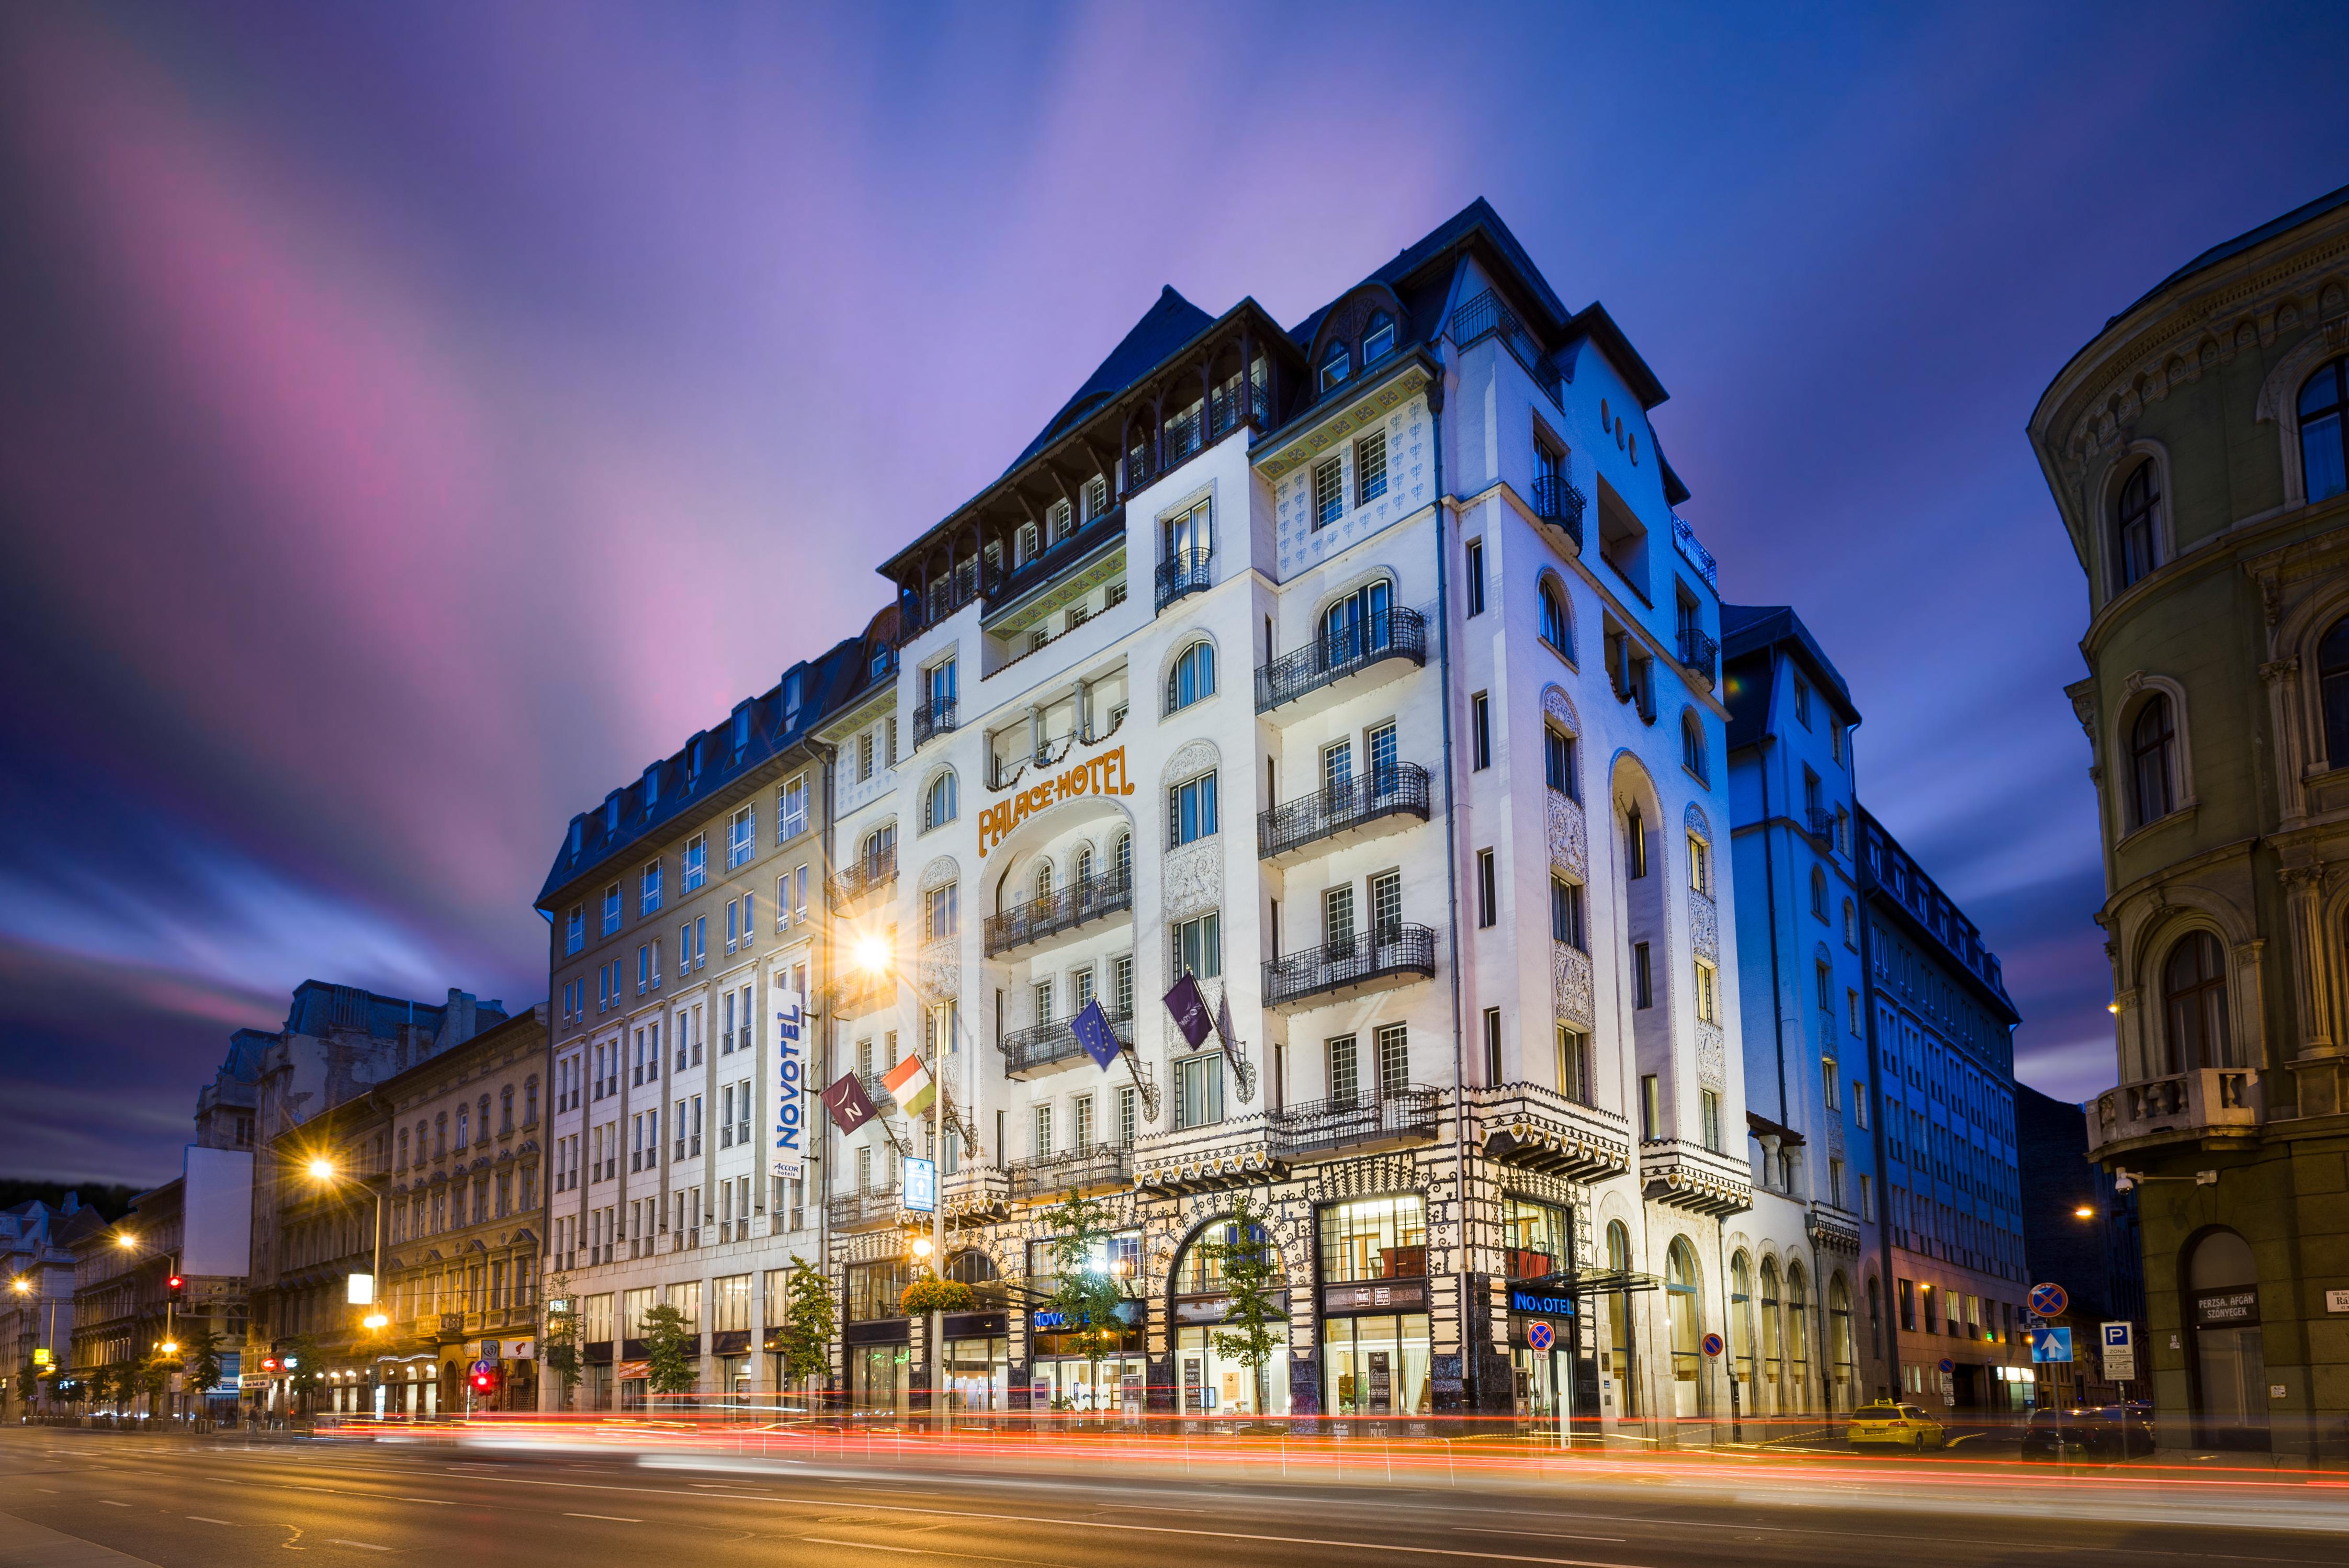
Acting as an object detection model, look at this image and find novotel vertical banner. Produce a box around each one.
[771,992,807,1183]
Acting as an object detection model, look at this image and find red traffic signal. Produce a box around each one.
[166,1274,186,1302]
[261,1357,279,1371]
[468,1367,500,1395]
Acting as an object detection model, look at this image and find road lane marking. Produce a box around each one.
[330,1543,392,1553]
[188,1516,237,1524]
[563,1513,641,1522]
[398,1498,454,1506]
[803,1540,927,1554]
[98,1500,128,1507]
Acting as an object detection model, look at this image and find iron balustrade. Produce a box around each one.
[984,868,1135,956]
[1007,1144,1132,1202]
[912,696,957,751]
[999,1008,1134,1077]
[1530,473,1586,549]
[1448,289,1564,407]
[1255,605,1427,713]
[1262,922,1437,1010]
[1671,512,1719,592]
[1258,763,1431,861]
[1155,548,1213,613]
[1210,378,1269,438]
[828,844,897,910]
[1269,1088,1442,1160]
[826,1187,902,1229]
[1677,627,1720,683]
[1805,806,1838,842]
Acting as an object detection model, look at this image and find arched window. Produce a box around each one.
[1787,1266,1811,1406]
[1033,861,1054,902]
[1606,1221,1636,1415]
[500,1085,514,1133]
[945,1248,1001,1285]
[924,770,957,831]
[455,1107,468,1152]
[2113,461,2160,591]
[1322,581,1393,661]
[1538,579,1571,655]
[2301,357,2347,504]
[2129,694,2178,827]
[1828,1274,1855,1400]
[1319,338,1351,393]
[1167,641,1216,712]
[397,1128,410,1170]
[1810,865,1828,919]
[1362,311,1396,365]
[2163,931,2231,1074]
[1112,831,1133,885]
[1759,1258,1782,1393]
[1681,710,1708,782]
[1667,1239,1702,1417]
[1073,844,1095,886]
[1176,1215,1286,1294]
[2319,616,2349,770]
[1730,1253,1755,1389]
[1842,897,1856,947]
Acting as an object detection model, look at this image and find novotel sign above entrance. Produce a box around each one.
[978,746,1134,858]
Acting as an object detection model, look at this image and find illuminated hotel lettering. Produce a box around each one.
[978,746,1133,858]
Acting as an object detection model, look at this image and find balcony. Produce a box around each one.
[983,868,1133,957]
[940,1164,1011,1227]
[1530,473,1586,550]
[2091,1068,2263,1156]
[1154,548,1213,614]
[1258,763,1430,865]
[1132,1116,1284,1194]
[825,967,896,1018]
[827,1186,902,1231]
[999,1008,1133,1078]
[1639,1140,1754,1215]
[912,697,957,751]
[1671,512,1719,592]
[1262,923,1436,1013]
[1676,627,1719,686]
[1269,1088,1443,1162]
[1448,288,1563,408]
[1256,606,1427,718]
[828,845,897,914]
[1007,1144,1132,1203]
[1470,1081,1633,1185]
[1804,806,1837,844]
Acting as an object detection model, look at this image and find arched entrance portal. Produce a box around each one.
[2185,1228,2267,1450]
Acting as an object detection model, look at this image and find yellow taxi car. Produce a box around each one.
[1847,1400,1947,1451]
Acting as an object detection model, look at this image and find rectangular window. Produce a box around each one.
[1822,1061,1840,1111]
[695,916,706,967]
[1830,1158,1846,1208]
[1899,1278,1917,1333]
[1366,721,1397,785]
[1033,1103,1053,1159]
[1317,1192,1427,1284]
[602,883,622,937]
[1375,1022,1408,1098]
[683,833,707,891]
[1557,1025,1589,1103]
[1688,834,1710,896]
[1640,1074,1661,1140]
[1313,454,1344,527]
[859,731,875,782]
[1175,1052,1224,1130]
[1112,953,1135,1016]
[1118,1085,1137,1145]
[1323,738,1353,792]
[1170,912,1221,980]
[1323,884,1355,950]
[1848,987,1864,1036]
[1354,431,1387,505]
[1701,1089,1723,1153]
[1694,960,1718,1023]
[925,883,958,943]
[1633,941,1653,1008]
[1033,979,1054,1028]
[1465,537,1486,617]
[1369,870,1401,938]
[1482,1007,1503,1081]
[779,776,808,841]
[640,860,662,916]
[1475,849,1497,928]
[1544,727,1576,798]
[1328,1034,1359,1102]
[1860,1173,1877,1222]
[1853,1084,1869,1130]
[1550,877,1584,949]
[1794,676,1813,728]
[726,898,739,953]
[1168,771,1219,847]
[1471,691,1491,770]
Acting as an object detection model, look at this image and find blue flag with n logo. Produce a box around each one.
[1071,999,1121,1070]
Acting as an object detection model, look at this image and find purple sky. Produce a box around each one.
[4,2,2345,1187]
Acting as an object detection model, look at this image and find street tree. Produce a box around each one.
[639,1302,699,1401]
[773,1258,835,1400]
[1041,1188,1127,1412]
[1200,1192,1286,1417]
[541,1275,581,1407]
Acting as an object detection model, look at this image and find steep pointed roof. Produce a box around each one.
[1007,285,1217,472]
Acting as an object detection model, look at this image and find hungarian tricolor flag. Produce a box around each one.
[883,1053,935,1118]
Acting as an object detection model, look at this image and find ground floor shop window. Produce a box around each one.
[1322,1313,1430,1416]
[1031,1355,1145,1412]
[717,1353,748,1404]
[584,1363,610,1411]
[619,1376,647,1412]
[851,1343,911,1417]
[1174,1325,1291,1416]
[944,1336,1008,1411]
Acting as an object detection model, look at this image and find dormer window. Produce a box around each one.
[689,737,706,780]
[603,796,619,836]
[1049,498,1074,543]
[1362,311,1395,365]
[1319,339,1350,393]
[1017,522,1040,565]
[732,708,751,755]
[642,765,660,806]
[782,670,804,719]
[1083,474,1110,518]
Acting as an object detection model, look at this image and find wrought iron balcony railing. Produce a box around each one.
[1448,289,1564,408]
[999,1008,1134,1078]
[1677,627,1719,685]
[1262,922,1437,1011]
[983,867,1134,956]
[826,1186,902,1229]
[1269,1088,1442,1161]
[912,697,957,751]
[1007,1143,1132,1202]
[828,844,897,911]
[1258,763,1430,861]
[1530,473,1586,549]
[1209,377,1269,439]
[1255,606,1426,714]
[1805,806,1838,843]
[1155,548,1213,614]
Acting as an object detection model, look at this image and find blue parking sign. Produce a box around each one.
[2030,1326,2073,1363]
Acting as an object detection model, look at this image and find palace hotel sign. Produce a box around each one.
[978,746,1134,858]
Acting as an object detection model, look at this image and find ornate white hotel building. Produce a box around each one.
[798,200,1859,1429]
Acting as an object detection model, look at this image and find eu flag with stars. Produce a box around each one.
[1071,998,1121,1069]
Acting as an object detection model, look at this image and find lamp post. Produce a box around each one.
[308,1156,390,1416]
[9,1276,65,1416]
[852,930,948,1424]
[111,1229,183,1420]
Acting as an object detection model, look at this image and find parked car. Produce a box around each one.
[1847,1401,1947,1451]
[2020,1403,2155,1461]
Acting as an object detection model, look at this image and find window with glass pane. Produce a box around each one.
[1366,723,1398,791]
[1112,953,1135,1015]
[925,883,957,943]
[1168,771,1218,846]
[1176,1053,1224,1130]
[1500,1197,1568,1278]
[1170,913,1221,980]
[1355,432,1387,505]
[1544,726,1576,798]
[2299,358,2346,503]
[729,806,755,868]
[1033,1103,1052,1158]
[1324,885,1355,951]
[1167,642,1215,712]
[1322,581,1392,660]
[2112,461,2161,590]
[1164,499,1211,562]
[1318,340,1349,393]
[1557,1025,1590,1103]
[1323,739,1353,792]
[1375,1023,1408,1097]
[2130,695,2176,826]
[1033,979,1053,1027]
[684,834,706,890]
[1317,1194,1426,1282]
[1313,455,1344,526]
[1328,1033,1359,1102]
[1551,877,1584,948]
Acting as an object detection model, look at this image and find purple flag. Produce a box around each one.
[1070,999,1122,1070]
[1215,987,1244,1071]
[820,1071,879,1134]
[1164,973,1212,1049]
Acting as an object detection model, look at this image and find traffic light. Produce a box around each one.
[166,1274,186,1304]
[468,1365,501,1397]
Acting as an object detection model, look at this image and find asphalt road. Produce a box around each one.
[2,1426,2344,1568]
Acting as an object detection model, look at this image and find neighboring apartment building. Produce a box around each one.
[809,198,1838,1432]
[246,1004,550,1417]
[1722,606,1888,1408]
[2,1195,101,1415]
[239,981,505,1416]
[535,643,860,1409]
[2029,182,2349,1460]
[1856,809,2029,1413]
[2015,1081,2147,1410]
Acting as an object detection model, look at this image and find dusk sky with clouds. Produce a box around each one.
[3,2,2346,1186]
